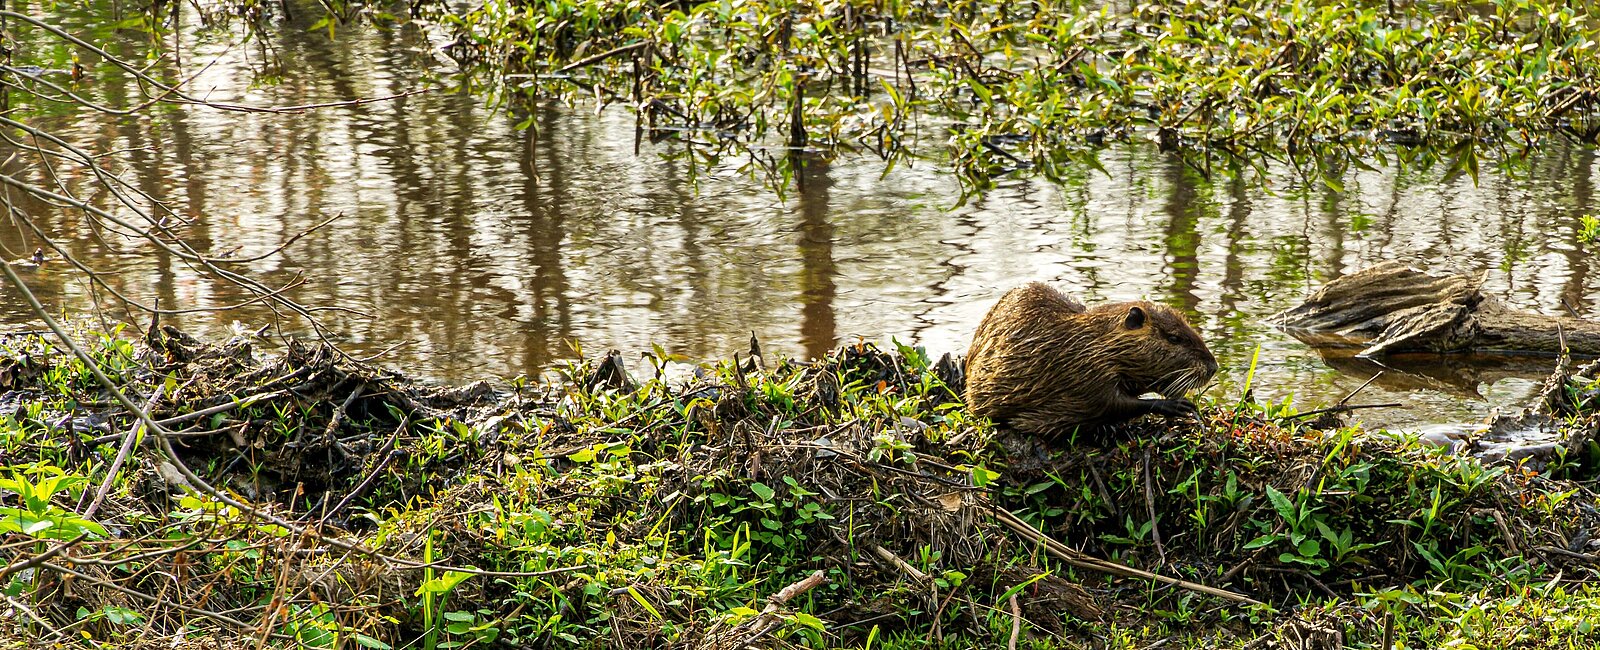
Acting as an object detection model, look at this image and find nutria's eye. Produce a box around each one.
[1164,334,1183,344]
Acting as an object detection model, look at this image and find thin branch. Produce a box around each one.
[1279,402,1404,422]
[81,385,165,519]
[0,533,89,583]
[988,503,1264,606]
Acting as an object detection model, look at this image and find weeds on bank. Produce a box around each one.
[1,328,1598,647]
[424,0,1600,188]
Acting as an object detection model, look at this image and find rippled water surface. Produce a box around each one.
[2,7,1597,429]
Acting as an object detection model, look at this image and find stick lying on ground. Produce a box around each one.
[986,503,1265,607]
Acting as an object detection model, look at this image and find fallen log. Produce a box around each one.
[1275,261,1600,357]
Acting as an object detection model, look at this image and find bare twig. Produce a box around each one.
[868,542,930,584]
[42,560,292,639]
[1007,594,1022,650]
[1143,447,1168,567]
[1537,546,1598,563]
[155,390,294,426]
[1381,609,1394,650]
[0,592,67,640]
[1477,509,1521,555]
[734,570,829,647]
[81,385,165,519]
[988,504,1264,606]
[555,41,649,74]
[1338,371,1385,406]
[1220,538,1274,584]
[1279,402,1404,422]
[321,417,404,524]
[0,533,89,583]
[85,390,295,445]
[0,173,337,341]
[213,212,347,264]
[298,383,364,449]
[0,11,430,114]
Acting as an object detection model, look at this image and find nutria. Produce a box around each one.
[964,282,1218,438]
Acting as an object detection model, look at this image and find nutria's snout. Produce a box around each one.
[1180,346,1219,396]
[1157,352,1216,399]
[1197,350,1219,385]
[1189,360,1219,398]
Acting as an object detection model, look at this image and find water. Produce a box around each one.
[1,7,1596,430]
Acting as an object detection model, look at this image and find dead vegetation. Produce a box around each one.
[2,325,1598,648]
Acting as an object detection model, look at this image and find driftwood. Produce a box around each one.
[1275,261,1600,357]
[1281,263,1600,471]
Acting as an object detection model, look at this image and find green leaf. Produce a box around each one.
[22,517,53,536]
[750,482,775,501]
[626,586,663,620]
[1265,486,1294,521]
[416,570,472,597]
[878,79,903,108]
[353,633,392,649]
[102,606,143,626]
[791,612,826,630]
[966,78,994,107]
[997,571,1051,603]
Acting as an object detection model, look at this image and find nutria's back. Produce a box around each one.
[965,282,1218,438]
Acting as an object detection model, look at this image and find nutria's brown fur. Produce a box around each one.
[965,282,1218,438]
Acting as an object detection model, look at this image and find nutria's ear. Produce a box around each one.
[1123,306,1146,330]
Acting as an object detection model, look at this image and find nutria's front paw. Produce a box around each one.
[1148,398,1198,419]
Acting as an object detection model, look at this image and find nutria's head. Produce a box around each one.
[1094,301,1218,398]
